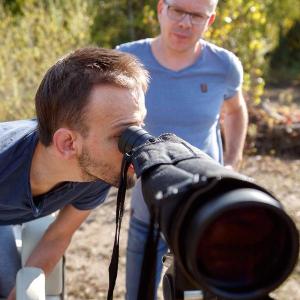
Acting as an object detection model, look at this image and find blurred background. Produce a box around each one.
[0,0,300,155]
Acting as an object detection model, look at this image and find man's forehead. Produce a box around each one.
[168,0,217,13]
[86,85,137,117]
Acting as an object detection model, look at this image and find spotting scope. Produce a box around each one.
[118,126,299,300]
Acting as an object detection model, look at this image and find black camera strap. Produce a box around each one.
[107,154,131,300]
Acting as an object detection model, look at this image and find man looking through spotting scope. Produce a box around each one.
[0,47,148,300]
[117,0,248,298]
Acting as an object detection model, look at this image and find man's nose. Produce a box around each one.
[178,13,193,28]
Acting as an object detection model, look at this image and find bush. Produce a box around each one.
[0,0,95,121]
[268,21,300,85]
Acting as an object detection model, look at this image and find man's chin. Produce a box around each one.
[106,173,137,189]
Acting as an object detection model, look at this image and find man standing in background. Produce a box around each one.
[117,0,248,298]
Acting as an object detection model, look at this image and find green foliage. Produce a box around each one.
[0,0,94,121]
[1,0,300,128]
[91,0,158,48]
[268,21,300,85]
[2,0,25,14]
[265,0,300,27]
[207,1,270,105]
[262,0,300,84]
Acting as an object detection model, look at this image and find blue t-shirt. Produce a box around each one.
[0,120,110,225]
[117,38,244,223]
[117,38,243,163]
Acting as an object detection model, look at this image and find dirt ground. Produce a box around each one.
[65,155,300,300]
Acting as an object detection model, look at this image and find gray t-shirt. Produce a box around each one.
[117,38,243,222]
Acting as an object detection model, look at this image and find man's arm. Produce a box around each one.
[221,89,248,170]
[7,204,91,300]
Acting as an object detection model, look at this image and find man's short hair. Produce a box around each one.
[35,47,149,146]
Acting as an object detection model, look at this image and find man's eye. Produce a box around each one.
[109,134,121,141]
[171,7,185,16]
[192,14,205,21]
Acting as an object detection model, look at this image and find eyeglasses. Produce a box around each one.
[163,0,211,26]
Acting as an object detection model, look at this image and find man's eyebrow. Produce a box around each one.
[111,121,143,130]
[171,3,209,17]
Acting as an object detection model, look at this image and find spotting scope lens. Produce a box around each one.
[196,207,287,286]
[179,188,299,298]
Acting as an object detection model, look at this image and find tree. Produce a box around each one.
[91,0,158,48]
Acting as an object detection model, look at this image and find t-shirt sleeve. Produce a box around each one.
[224,53,244,100]
[115,43,130,52]
[115,44,122,51]
[71,181,111,210]
[115,42,139,56]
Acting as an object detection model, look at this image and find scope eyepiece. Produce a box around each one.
[118,126,154,154]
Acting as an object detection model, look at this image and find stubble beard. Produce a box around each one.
[78,147,136,188]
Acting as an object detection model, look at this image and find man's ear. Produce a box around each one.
[157,0,164,19]
[52,128,79,159]
[208,13,216,26]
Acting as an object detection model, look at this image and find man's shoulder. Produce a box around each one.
[202,40,240,66]
[116,38,151,55]
[0,119,37,154]
[0,120,37,195]
[0,119,37,132]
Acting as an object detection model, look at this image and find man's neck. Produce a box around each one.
[30,142,81,197]
[151,36,201,71]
